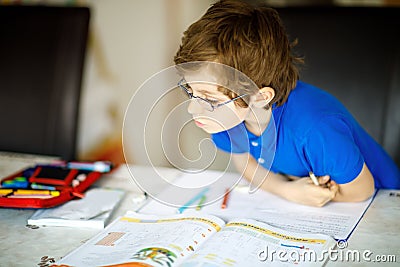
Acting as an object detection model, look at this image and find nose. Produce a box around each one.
[187,99,204,115]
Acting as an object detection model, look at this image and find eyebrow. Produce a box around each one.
[197,89,218,95]
[184,80,228,98]
[193,88,225,98]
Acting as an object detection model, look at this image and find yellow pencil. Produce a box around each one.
[0,189,13,195]
[14,189,60,196]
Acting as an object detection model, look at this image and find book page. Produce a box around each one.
[139,170,241,215]
[56,212,225,267]
[200,187,375,240]
[140,171,375,240]
[181,218,336,267]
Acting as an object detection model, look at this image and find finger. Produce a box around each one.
[329,181,339,195]
[319,199,330,207]
[316,195,332,207]
[328,180,338,187]
[318,175,331,185]
[317,186,337,201]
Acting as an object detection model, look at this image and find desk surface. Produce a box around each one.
[0,159,399,266]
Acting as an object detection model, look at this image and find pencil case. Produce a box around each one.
[0,163,109,209]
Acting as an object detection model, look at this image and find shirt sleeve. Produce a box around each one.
[303,116,364,184]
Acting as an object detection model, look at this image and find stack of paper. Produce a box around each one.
[27,188,125,229]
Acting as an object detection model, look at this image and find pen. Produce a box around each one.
[178,187,209,214]
[67,161,112,173]
[221,188,231,209]
[1,178,29,189]
[13,189,60,196]
[309,172,320,186]
[31,183,57,190]
[36,161,112,173]
[281,243,304,249]
[196,195,207,210]
[132,192,149,212]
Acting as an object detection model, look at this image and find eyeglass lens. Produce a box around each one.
[180,82,215,111]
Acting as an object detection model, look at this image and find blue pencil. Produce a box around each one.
[177,187,210,214]
[281,243,304,249]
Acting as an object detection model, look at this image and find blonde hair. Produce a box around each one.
[174,0,303,107]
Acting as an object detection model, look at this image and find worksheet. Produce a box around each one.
[140,171,375,240]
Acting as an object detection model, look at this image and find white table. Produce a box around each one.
[0,159,399,266]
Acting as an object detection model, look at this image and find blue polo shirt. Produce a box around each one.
[212,81,400,189]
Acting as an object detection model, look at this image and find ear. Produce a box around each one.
[251,87,275,108]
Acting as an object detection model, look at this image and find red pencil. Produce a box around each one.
[221,188,231,209]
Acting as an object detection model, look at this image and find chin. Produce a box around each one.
[197,121,242,134]
[201,126,227,134]
[202,129,218,134]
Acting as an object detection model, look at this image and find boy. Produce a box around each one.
[174,0,400,206]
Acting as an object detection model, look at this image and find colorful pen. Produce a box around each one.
[178,188,209,214]
[196,195,207,210]
[31,183,57,190]
[67,161,111,173]
[221,188,231,209]
[35,161,112,173]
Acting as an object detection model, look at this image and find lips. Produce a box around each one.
[194,120,205,127]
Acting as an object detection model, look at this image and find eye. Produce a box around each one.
[186,85,193,94]
[180,83,193,97]
[183,84,193,94]
[204,97,219,104]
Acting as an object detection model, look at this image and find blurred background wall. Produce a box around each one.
[1,0,398,170]
[72,0,400,170]
[76,0,215,166]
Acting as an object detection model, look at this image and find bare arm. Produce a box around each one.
[233,152,375,206]
[330,163,375,202]
[232,153,338,207]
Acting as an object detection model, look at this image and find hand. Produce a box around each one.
[284,175,339,207]
[317,175,334,188]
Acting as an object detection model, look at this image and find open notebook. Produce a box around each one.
[55,212,336,267]
[139,170,376,240]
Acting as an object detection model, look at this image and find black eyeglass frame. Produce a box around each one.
[178,79,249,112]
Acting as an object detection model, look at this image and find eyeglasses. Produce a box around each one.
[178,79,248,112]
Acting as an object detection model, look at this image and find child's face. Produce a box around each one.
[184,81,250,134]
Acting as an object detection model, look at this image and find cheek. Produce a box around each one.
[203,106,248,133]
